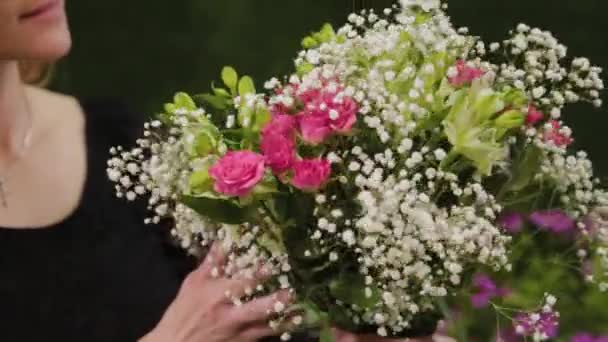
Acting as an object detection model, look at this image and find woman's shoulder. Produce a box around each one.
[26,86,85,135]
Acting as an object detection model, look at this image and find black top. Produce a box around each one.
[0,101,194,341]
[0,101,309,342]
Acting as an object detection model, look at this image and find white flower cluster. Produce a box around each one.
[539,150,608,221]
[313,147,509,334]
[289,5,510,335]
[475,24,604,117]
[107,109,221,254]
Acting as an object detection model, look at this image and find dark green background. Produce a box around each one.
[52,0,608,175]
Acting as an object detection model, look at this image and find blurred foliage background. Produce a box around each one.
[52,0,608,177]
[52,0,608,339]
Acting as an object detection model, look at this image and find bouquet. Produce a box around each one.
[108,0,608,340]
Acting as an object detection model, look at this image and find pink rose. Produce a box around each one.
[449,60,485,86]
[298,88,322,105]
[260,132,296,174]
[327,96,358,134]
[262,113,297,138]
[209,151,266,197]
[297,111,333,144]
[526,105,544,126]
[291,158,332,191]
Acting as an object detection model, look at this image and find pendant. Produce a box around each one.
[0,180,7,208]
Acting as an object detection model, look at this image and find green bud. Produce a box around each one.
[503,88,528,107]
[194,131,217,156]
[189,169,213,194]
[472,91,505,123]
[494,109,525,129]
[301,36,318,49]
[164,103,178,115]
[313,23,335,43]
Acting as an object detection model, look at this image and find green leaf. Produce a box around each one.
[329,272,381,309]
[195,94,228,110]
[221,66,238,94]
[174,92,197,110]
[212,87,231,98]
[252,107,271,132]
[238,76,256,96]
[503,145,543,193]
[182,195,257,225]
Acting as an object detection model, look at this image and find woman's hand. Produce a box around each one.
[140,243,291,342]
[332,328,435,342]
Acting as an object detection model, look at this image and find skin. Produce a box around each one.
[0,1,436,341]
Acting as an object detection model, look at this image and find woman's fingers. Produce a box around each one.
[221,265,273,300]
[230,289,293,323]
[197,242,227,278]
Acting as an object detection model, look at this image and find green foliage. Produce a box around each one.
[499,144,544,200]
[221,66,239,94]
[329,273,381,309]
[182,195,258,225]
[238,75,256,95]
[301,23,336,49]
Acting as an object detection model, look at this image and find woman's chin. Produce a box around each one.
[27,31,72,61]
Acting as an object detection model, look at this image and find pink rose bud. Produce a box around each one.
[526,105,544,125]
[262,113,297,139]
[291,158,332,191]
[260,132,296,174]
[327,96,358,134]
[544,120,573,147]
[297,111,333,145]
[209,151,266,197]
[449,60,485,86]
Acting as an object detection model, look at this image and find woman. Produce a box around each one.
[0,0,431,341]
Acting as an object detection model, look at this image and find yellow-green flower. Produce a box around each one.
[442,78,509,175]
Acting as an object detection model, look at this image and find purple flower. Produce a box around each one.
[572,334,608,342]
[529,210,575,234]
[471,274,510,308]
[572,334,595,342]
[514,311,559,339]
[499,212,525,234]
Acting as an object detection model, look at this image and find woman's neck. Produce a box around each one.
[0,61,32,164]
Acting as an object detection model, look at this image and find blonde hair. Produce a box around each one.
[18,61,54,87]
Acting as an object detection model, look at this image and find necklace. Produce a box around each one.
[0,179,7,208]
[0,129,32,209]
[0,97,34,209]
